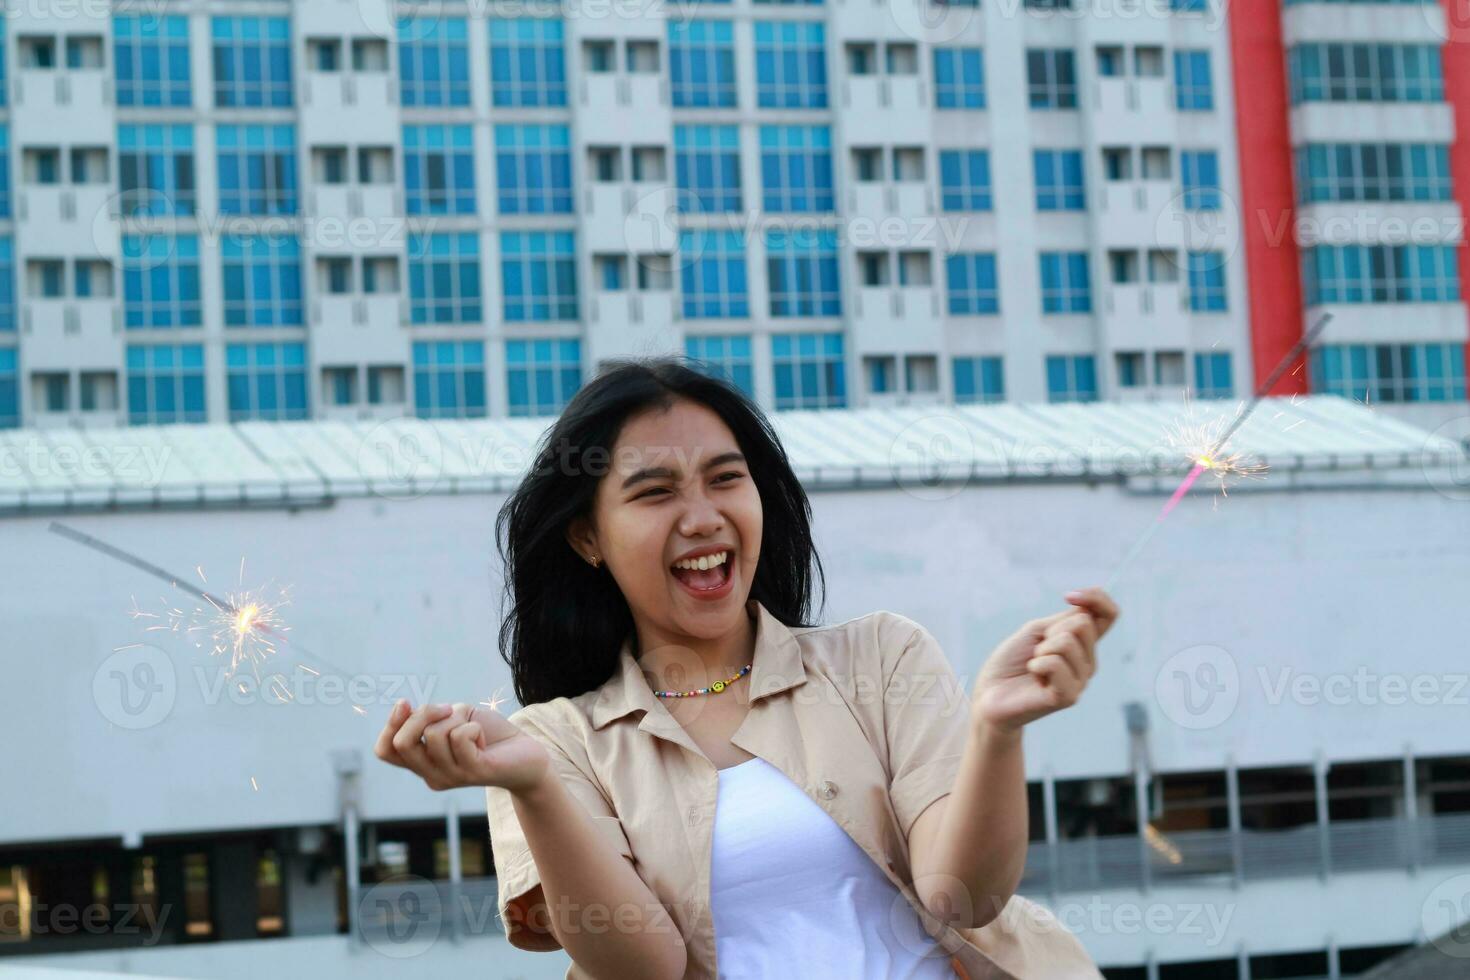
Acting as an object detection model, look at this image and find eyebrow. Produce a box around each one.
[620,451,747,491]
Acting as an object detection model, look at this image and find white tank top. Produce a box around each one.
[709,756,960,979]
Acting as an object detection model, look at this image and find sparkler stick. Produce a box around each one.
[49,521,352,681]
[1104,313,1333,591]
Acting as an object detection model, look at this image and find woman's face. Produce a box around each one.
[577,397,763,644]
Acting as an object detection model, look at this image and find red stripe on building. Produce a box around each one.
[1228,0,1306,395]
[1441,0,1470,396]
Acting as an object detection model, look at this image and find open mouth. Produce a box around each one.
[670,549,734,596]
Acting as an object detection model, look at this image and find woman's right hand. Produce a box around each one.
[373,699,551,794]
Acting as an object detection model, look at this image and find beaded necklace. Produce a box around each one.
[652,663,752,698]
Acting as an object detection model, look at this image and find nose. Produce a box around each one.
[677,489,725,539]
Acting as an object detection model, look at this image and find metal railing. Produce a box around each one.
[1020,811,1470,893]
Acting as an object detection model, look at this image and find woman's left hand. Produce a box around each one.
[972,587,1120,733]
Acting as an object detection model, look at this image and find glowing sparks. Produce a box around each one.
[250,776,259,792]
[1160,406,1268,496]
[479,686,509,714]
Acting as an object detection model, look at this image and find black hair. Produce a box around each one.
[495,356,825,707]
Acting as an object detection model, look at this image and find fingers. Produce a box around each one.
[1065,586,1120,638]
[448,720,486,772]
[423,703,473,773]
[390,702,453,773]
[1046,611,1097,678]
[373,699,412,768]
[1028,635,1084,707]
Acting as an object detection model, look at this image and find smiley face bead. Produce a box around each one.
[711,681,726,693]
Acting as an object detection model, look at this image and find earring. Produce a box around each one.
[589,554,601,568]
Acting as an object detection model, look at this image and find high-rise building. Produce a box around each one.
[0,0,1461,430]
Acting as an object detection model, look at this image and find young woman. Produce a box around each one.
[374,357,1118,979]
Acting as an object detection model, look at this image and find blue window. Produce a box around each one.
[490,20,567,107]
[0,347,15,428]
[1027,49,1077,109]
[1033,150,1085,210]
[212,17,292,108]
[122,234,201,328]
[501,231,578,322]
[680,230,749,318]
[227,342,308,421]
[1045,354,1098,403]
[939,150,992,211]
[0,238,13,332]
[946,254,999,315]
[685,335,755,396]
[1310,343,1466,402]
[1302,244,1460,304]
[403,125,476,215]
[398,17,470,107]
[766,228,840,317]
[1174,50,1214,110]
[669,22,737,108]
[1187,252,1227,311]
[216,125,297,215]
[1288,43,1443,104]
[505,338,582,417]
[754,22,827,109]
[1180,150,1221,210]
[0,127,9,218]
[760,125,833,213]
[1193,352,1233,399]
[771,332,845,409]
[118,124,195,216]
[221,234,303,327]
[126,343,206,424]
[933,48,985,109]
[675,125,742,213]
[413,341,487,419]
[953,356,1005,404]
[1171,0,1209,10]
[408,232,482,324]
[494,125,573,215]
[114,15,191,107]
[1040,252,1091,313]
[1295,143,1452,203]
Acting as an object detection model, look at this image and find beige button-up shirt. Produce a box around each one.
[485,599,1101,979]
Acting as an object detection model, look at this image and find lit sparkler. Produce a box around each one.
[50,522,348,686]
[1104,313,1333,590]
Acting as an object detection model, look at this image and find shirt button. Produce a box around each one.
[819,779,838,799]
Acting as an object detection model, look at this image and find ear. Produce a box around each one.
[564,516,601,565]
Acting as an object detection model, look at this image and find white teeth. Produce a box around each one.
[674,551,728,571]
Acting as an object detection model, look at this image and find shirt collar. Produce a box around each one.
[590,598,808,731]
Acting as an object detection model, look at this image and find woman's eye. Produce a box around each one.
[634,487,670,500]
[714,471,744,484]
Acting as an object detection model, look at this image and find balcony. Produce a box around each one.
[841,77,930,143]
[22,300,124,371]
[302,72,400,143]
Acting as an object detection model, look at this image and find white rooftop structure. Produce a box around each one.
[0,396,1463,513]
